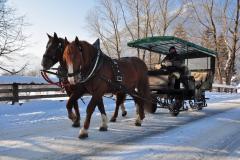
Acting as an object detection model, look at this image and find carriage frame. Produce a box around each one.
[128,36,216,116]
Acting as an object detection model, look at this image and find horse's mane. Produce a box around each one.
[63,40,97,69]
[63,43,76,65]
[79,41,98,70]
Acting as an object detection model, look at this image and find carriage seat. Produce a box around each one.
[191,72,208,82]
[148,70,169,88]
[191,70,213,90]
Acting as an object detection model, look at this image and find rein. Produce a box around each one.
[41,70,64,88]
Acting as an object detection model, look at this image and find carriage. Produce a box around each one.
[41,33,217,138]
[127,36,216,116]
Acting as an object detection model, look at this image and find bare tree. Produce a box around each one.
[223,0,240,85]
[86,10,112,56]
[0,0,28,74]
[86,0,122,59]
[189,0,240,84]
[157,0,185,36]
[123,0,141,58]
[188,0,224,83]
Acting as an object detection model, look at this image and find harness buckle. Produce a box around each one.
[117,76,123,82]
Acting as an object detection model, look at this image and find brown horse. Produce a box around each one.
[63,37,152,138]
[41,33,127,128]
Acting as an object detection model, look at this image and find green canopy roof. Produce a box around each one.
[127,36,217,58]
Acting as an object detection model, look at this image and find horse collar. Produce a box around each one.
[68,49,102,84]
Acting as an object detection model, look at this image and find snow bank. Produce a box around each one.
[0,75,47,84]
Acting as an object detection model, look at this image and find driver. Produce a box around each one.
[161,46,186,89]
[161,46,184,71]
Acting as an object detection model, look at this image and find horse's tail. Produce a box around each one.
[137,65,153,113]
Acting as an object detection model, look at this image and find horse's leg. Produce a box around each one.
[65,89,77,123]
[120,94,127,117]
[97,98,108,131]
[110,92,125,122]
[133,72,152,126]
[71,87,85,127]
[133,97,145,126]
[67,90,83,127]
[79,95,100,139]
[72,100,80,127]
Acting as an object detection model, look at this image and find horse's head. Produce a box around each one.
[63,37,97,85]
[41,32,69,70]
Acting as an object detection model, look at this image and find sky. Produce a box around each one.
[7,0,97,71]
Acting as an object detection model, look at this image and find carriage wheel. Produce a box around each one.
[197,101,204,110]
[197,105,203,110]
[150,94,158,113]
[169,99,182,116]
[169,103,179,116]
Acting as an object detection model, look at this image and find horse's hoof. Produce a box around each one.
[135,122,141,126]
[68,114,77,122]
[99,126,108,131]
[122,111,127,117]
[78,133,88,139]
[110,118,116,122]
[72,122,80,128]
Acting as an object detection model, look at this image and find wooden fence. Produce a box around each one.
[0,83,238,105]
[211,84,238,93]
[0,83,67,104]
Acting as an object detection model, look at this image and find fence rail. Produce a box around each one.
[211,84,238,93]
[0,83,238,105]
[0,83,67,104]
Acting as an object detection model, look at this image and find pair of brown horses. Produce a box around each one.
[41,33,127,128]
[63,36,152,138]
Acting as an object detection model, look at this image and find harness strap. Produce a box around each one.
[72,49,102,84]
[99,76,154,104]
[111,59,123,82]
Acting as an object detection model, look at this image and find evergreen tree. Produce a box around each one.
[173,24,188,41]
[200,28,215,50]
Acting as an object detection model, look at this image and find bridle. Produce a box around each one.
[67,46,102,84]
[41,41,66,88]
[43,42,63,64]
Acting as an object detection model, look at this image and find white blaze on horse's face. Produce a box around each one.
[68,64,75,85]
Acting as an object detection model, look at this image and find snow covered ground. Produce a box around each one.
[0,75,46,84]
[1,92,240,160]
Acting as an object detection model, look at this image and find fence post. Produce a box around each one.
[12,83,19,105]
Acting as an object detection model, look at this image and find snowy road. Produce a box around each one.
[1,92,240,160]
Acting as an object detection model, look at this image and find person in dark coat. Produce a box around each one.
[161,46,188,89]
[161,46,184,71]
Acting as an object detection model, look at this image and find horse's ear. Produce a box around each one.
[53,32,58,39]
[75,36,79,44]
[47,33,52,39]
[64,37,69,45]
[93,38,100,49]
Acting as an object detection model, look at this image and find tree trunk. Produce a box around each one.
[224,0,239,85]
